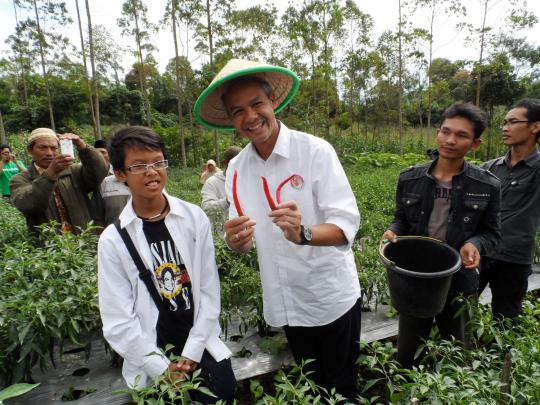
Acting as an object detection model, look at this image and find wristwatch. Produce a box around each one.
[298,225,313,245]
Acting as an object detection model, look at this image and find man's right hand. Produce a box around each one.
[381,229,398,243]
[224,216,256,252]
[45,154,74,179]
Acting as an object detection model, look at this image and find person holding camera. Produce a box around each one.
[0,144,26,200]
[10,128,108,234]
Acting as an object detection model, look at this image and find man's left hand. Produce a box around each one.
[269,200,303,243]
[460,242,480,269]
[59,133,86,151]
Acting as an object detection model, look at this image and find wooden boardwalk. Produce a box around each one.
[8,272,540,405]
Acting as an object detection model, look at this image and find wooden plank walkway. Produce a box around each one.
[8,272,540,405]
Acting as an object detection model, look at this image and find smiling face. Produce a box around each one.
[223,81,280,157]
[436,117,480,161]
[115,146,167,204]
[29,138,59,169]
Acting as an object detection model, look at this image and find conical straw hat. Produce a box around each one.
[194,59,300,131]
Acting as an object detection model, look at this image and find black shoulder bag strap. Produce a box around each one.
[114,220,163,309]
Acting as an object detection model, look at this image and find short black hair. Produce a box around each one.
[94,139,107,149]
[223,146,242,163]
[440,103,488,139]
[513,98,540,125]
[108,126,168,171]
[0,144,11,152]
[221,75,273,109]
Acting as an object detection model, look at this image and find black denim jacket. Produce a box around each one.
[389,159,502,261]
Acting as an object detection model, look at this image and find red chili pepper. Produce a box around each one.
[233,170,245,216]
[275,175,296,204]
[261,176,278,210]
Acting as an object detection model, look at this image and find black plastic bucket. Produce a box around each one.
[379,236,462,318]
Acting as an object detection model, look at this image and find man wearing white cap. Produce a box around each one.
[200,159,221,184]
[10,128,108,234]
[194,59,361,400]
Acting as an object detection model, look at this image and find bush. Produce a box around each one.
[0,223,101,385]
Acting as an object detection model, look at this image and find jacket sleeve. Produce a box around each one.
[98,230,170,380]
[10,171,56,216]
[465,181,502,254]
[201,180,228,213]
[181,212,223,363]
[73,147,109,193]
[388,177,410,235]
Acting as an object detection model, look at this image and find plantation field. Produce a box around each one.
[1,156,539,404]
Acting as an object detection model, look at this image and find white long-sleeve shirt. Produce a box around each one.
[98,192,231,387]
[226,123,361,327]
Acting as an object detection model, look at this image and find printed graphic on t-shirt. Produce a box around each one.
[149,239,192,312]
[428,180,453,241]
[434,186,452,201]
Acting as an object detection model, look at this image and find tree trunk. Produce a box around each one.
[426,0,435,149]
[475,0,489,107]
[0,111,6,144]
[86,0,102,140]
[133,7,152,127]
[398,0,404,155]
[205,0,219,164]
[75,0,97,137]
[33,0,55,130]
[171,0,187,168]
[12,1,28,104]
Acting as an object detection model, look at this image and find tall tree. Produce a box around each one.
[12,0,28,104]
[409,0,465,146]
[168,0,187,168]
[118,0,155,127]
[341,0,373,134]
[74,0,97,136]
[196,0,231,164]
[85,0,101,139]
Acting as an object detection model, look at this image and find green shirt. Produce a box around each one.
[1,161,26,196]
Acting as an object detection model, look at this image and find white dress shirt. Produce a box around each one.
[98,192,231,387]
[226,123,361,327]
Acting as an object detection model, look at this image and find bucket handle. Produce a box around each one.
[378,235,444,270]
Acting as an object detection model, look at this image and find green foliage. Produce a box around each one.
[255,360,346,404]
[0,383,39,403]
[0,223,100,385]
[357,297,540,404]
[0,198,27,248]
[114,346,224,405]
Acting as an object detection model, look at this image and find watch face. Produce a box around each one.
[303,226,313,242]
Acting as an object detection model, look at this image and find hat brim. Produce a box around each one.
[194,65,300,131]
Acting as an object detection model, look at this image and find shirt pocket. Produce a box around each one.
[462,198,489,230]
[401,195,422,224]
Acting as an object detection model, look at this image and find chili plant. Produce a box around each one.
[0,223,101,385]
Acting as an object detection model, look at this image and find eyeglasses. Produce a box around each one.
[500,120,531,128]
[126,160,168,174]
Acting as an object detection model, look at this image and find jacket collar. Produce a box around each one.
[119,190,182,229]
[501,148,540,168]
[426,157,469,179]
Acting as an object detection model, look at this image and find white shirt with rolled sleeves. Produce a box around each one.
[226,123,361,327]
[97,192,231,388]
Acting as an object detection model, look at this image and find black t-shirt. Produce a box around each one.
[142,218,194,356]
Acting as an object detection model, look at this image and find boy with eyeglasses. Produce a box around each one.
[97,126,235,403]
[480,98,540,320]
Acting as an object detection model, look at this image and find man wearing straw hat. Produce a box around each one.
[194,59,361,399]
[10,128,108,234]
[381,103,501,368]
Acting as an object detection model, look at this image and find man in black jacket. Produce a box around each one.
[382,103,501,368]
[480,99,540,320]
